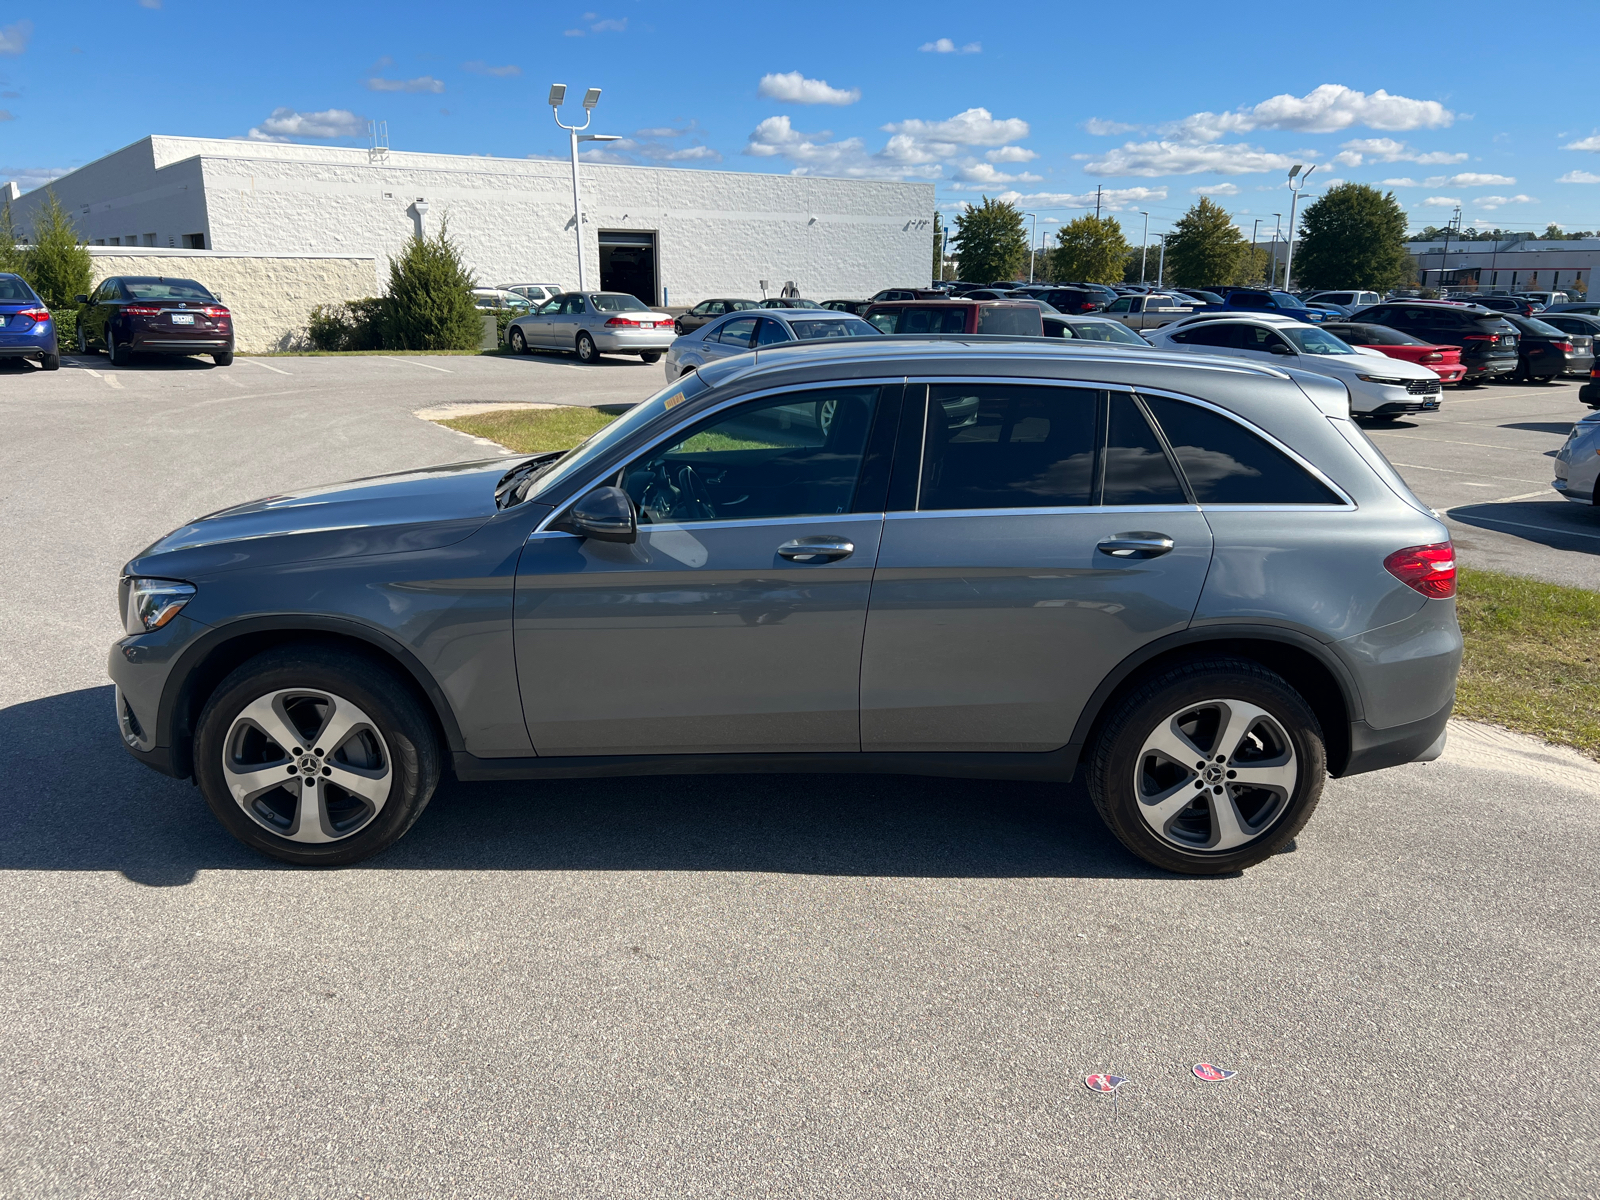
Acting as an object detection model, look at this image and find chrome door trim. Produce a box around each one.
[886,505,1202,521]
[529,512,886,541]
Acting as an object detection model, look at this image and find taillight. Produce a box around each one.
[605,316,664,327]
[1554,341,1573,352]
[124,305,161,316]
[1463,333,1493,341]
[202,306,229,319]
[1384,542,1456,599]
[14,307,49,323]
[1420,352,1442,362]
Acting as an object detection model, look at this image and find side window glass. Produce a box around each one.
[1183,324,1233,348]
[919,385,1098,511]
[707,302,726,315]
[1107,298,1133,313]
[755,318,788,346]
[867,311,900,333]
[1143,396,1342,505]
[1104,394,1186,506]
[622,387,881,524]
[715,317,758,347]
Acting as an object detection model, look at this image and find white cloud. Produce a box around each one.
[986,145,1037,163]
[590,17,627,32]
[1169,85,1454,143]
[1436,172,1514,186]
[953,161,1041,186]
[1080,140,1295,177]
[1419,196,1461,207]
[1083,118,1137,136]
[0,165,67,192]
[0,20,32,56]
[1563,133,1600,151]
[580,123,723,166]
[1333,137,1468,166]
[989,186,1167,212]
[1191,182,1241,196]
[743,115,939,180]
[1381,177,1420,187]
[366,75,445,94]
[881,107,1029,147]
[920,38,980,53]
[245,107,368,142]
[1559,170,1600,184]
[462,61,520,77]
[1476,194,1536,209]
[757,71,860,106]
[0,110,10,122]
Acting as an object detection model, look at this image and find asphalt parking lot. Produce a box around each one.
[2,351,1598,1198]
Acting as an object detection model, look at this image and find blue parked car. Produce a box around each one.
[1208,288,1329,324]
[0,273,60,370]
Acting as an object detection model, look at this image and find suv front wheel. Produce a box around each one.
[194,647,442,866]
[1088,658,1326,875]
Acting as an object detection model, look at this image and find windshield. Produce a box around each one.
[1270,292,1310,310]
[592,293,650,312]
[523,373,712,503]
[788,318,879,340]
[1068,320,1147,345]
[1282,327,1358,355]
[123,278,215,301]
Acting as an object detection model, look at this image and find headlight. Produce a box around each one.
[1356,374,1412,386]
[123,577,196,635]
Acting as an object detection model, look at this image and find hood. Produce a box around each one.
[127,457,519,579]
[1312,353,1438,380]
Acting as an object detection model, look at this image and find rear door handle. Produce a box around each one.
[778,536,854,563]
[1097,532,1175,559]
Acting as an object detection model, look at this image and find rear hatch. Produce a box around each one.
[1469,318,1518,358]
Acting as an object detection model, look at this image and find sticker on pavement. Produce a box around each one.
[1085,1074,1129,1092]
[1192,1063,1236,1082]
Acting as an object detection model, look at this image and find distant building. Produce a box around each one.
[3,136,936,305]
[1407,237,1598,296]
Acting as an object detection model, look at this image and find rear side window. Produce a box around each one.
[1142,395,1342,505]
[920,385,1098,510]
[1104,394,1186,505]
[975,305,1042,335]
[715,317,758,346]
[894,307,968,334]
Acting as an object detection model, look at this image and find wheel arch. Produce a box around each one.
[157,616,466,781]
[1067,625,1360,778]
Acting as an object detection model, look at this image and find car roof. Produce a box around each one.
[1161,312,1316,329]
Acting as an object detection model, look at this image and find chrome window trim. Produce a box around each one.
[528,512,884,541]
[887,504,1201,520]
[531,376,910,536]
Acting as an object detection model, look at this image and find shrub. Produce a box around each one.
[382,217,480,351]
[20,190,92,313]
[305,297,389,351]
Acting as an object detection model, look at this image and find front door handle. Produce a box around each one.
[1097,532,1174,559]
[778,536,855,563]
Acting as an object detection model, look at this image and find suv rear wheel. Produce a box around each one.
[194,647,441,866]
[1088,658,1326,875]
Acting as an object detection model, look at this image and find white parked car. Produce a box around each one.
[471,288,533,312]
[1145,314,1443,419]
[498,282,566,304]
[505,291,675,364]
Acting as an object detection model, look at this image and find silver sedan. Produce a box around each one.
[1553,412,1600,505]
[506,292,676,364]
[663,308,879,380]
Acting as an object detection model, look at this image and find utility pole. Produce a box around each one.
[1138,211,1150,284]
[1026,212,1039,283]
[1157,238,1165,287]
[1269,213,1282,287]
[1250,218,1261,284]
[1437,204,1461,296]
[1094,186,1103,220]
[1282,164,1315,293]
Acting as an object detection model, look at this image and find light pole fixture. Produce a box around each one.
[550,83,614,291]
[1269,212,1282,287]
[1026,212,1039,283]
[1138,211,1150,284]
[1281,164,1315,294]
[1249,218,1261,284]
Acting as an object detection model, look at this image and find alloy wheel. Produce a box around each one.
[1132,698,1297,852]
[222,687,393,844]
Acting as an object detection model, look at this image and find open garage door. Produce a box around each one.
[599,231,658,305]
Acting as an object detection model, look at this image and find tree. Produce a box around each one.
[1293,184,1412,291]
[952,197,1027,283]
[0,201,23,275]
[382,216,481,351]
[19,190,92,310]
[1049,214,1129,284]
[1163,198,1246,288]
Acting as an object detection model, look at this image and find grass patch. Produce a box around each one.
[438,405,616,453]
[1456,566,1600,759]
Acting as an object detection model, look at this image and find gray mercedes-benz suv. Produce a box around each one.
[110,338,1461,875]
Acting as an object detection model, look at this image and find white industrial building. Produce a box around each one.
[1407,237,1598,297]
[4,136,936,306]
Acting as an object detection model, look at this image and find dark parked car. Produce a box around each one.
[1351,300,1519,384]
[863,299,1043,336]
[1502,314,1595,382]
[1210,288,1328,323]
[77,276,234,366]
[759,298,824,309]
[1543,302,1600,316]
[821,300,874,315]
[673,298,759,336]
[1456,294,1541,318]
[868,288,944,302]
[1533,311,1600,363]
[109,339,1462,876]
[0,272,59,370]
[1029,286,1110,314]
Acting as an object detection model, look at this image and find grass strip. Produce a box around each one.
[1455,566,1600,759]
[437,405,616,453]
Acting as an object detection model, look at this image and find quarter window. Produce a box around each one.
[755,318,789,346]
[1143,395,1342,505]
[919,385,1098,510]
[714,317,758,347]
[1103,395,1186,505]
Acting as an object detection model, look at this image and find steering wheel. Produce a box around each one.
[676,465,717,520]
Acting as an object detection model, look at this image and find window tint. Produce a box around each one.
[867,310,901,333]
[1143,396,1341,505]
[1229,292,1270,309]
[1069,320,1147,345]
[0,276,31,301]
[1106,298,1134,313]
[700,301,722,315]
[920,385,1098,510]
[714,317,758,347]
[123,278,214,301]
[1104,394,1186,505]
[1176,323,1237,348]
[975,305,1042,335]
[621,387,880,523]
[593,293,648,312]
[898,306,969,334]
[754,318,789,346]
[790,318,877,339]
[730,300,759,311]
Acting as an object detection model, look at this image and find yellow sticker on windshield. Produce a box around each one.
[662,391,687,409]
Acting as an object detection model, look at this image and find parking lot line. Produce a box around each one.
[1387,462,1549,487]
[103,375,123,390]
[240,359,292,376]
[1445,512,1600,541]
[380,355,453,374]
[1371,431,1559,453]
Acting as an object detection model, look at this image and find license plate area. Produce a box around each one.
[170,313,195,325]
[0,315,8,327]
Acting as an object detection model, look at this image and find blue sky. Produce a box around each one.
[4,1,1599,243]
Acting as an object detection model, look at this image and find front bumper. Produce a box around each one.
[107,613,209,780]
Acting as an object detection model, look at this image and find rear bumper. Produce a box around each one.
[130,337,233,352]
[1462,357,1517,379]
[1340,697,1455,777]
[1562,354,1596,376]
[593,328,675,353]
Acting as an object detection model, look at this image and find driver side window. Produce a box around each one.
[620,388,882,524]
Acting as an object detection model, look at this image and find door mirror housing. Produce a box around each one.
[1268,342,1295,355]
[74,294,88,305]
[552,485,637,543]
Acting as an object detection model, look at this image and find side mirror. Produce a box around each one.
[74,294,88,305]
[1268,342,1295,355]
[552,485,637,543]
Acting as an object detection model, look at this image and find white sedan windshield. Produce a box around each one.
[1283,327,1358,355]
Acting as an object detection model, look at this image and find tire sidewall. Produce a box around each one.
[1089,660,1326,875]
[510,328,526,354]
[576,333,595,362]
[194,649,440,866]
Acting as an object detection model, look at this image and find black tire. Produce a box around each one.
[509,327,528,354]
[640,350,662,363]
[40,352,60,371]
[576,331,598,363]
[77,326,87,354]
[106,330,123,366]
[674,319,686,336]
[212,351,234,366]
[1087,657,1327,875]
[194,646,442,866]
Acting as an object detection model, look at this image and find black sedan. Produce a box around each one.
[1504,314,1595,383]
[77,276,233,365]
[672,298,759,337]
[820,299,873,315]
[1535,313,1600,376]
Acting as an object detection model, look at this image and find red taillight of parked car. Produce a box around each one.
[14,307,50,323]
[202,306,230,319]
[1420,351,1442,362]
[604,316,667,328]
[1553,341,1574,353]
[1384,542,1457,599]
[124,305,162,316]
[1463,333,1494,342]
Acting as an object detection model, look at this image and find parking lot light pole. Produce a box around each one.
[1269,212,1282,287]
[1282,165,1315,294]
[1026,212,1039,283]
[1250,218,1261,283]
[1138,211,1150,284]
[550,85,616,291]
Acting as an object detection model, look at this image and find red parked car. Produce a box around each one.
[75,275,234,366]
[1322,322,1467,385]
